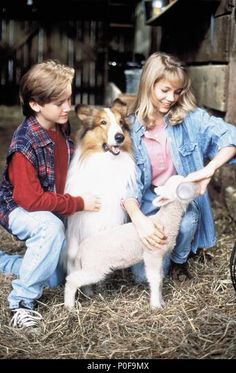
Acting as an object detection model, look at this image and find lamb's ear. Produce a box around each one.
[154,186,164,195]
[153,196,172,207]
[153,186,173,207]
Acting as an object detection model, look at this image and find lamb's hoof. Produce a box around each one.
[150,300,165,309]
[64,303,75,312]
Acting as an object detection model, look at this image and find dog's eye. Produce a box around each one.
[101,120,107,125]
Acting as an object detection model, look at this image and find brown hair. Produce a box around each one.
[129,52,196,128]
[19,60,75,117]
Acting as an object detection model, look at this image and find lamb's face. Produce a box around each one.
[153,175,198,207]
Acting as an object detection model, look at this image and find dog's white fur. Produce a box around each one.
[64,104,136,273]
[64,175,198,310]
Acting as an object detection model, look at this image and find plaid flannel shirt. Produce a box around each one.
[0,116,74,231]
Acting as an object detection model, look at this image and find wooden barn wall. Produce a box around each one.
[143,0,236,212]
[0,19,108,105]
[188,15,231,63]
[188,65,228,112]
[225,1,236,123]
[156,0,236,124]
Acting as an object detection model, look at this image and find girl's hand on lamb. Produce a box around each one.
[81,193,101,211]
[132,213,167,251]
[185,162,216,195]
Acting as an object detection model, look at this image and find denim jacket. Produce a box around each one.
[129,107,236,249]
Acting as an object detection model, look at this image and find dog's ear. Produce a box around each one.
[111,98,128,117]
[75,104,93,121]
[112,95,136,115]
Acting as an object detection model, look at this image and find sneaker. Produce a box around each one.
[170,261,193,282]
[9,308,43,328]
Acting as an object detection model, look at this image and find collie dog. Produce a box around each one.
[65,101,136,273]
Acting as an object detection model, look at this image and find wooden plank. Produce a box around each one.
[30,23,39,66]
[188,65,228,112]
[187,15,231,63]
[49,24,67,63]
[223,0,236,124]
[225,58,236,123]
[146,0,178,25]
[215,0,235,17]
[225,7,236,124]
[160,9,231,63]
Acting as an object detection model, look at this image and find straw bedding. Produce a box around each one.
[0,106,235,359]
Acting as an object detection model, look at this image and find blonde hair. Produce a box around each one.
[130,52,196,128]
[19,60,75,117]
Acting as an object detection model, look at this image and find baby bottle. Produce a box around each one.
[176,182,199,200]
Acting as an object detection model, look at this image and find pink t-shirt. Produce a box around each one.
[143,123,176,186]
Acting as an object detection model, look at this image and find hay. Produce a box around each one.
[0,106,235,359]
[0,206,235,359]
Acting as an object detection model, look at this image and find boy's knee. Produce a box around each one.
[41,215,65,240]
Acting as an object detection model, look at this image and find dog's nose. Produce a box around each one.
[115,133,125,144]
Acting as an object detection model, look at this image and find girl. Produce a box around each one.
[123,52,236,283]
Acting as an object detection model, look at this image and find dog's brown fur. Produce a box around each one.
[74,101,132,161]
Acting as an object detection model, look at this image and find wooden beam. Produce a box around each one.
[225,1,236,124]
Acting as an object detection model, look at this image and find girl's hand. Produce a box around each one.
[185,161,216,195]
[132,213,167,251]
[81,193,101,211]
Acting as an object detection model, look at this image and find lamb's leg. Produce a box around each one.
[66,232,80,274]
[143,251,165,309]
[66,238,79,274]
[64,269,106,310]
[64,277,78,310]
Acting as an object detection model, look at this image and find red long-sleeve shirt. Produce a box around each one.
[8,128,84,215]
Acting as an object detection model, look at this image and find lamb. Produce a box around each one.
[64,175,198,310]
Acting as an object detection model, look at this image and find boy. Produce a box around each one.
[0,60,100,328]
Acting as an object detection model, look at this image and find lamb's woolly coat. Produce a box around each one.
[64,175,197,310]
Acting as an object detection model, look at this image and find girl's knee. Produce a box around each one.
[180,202,199,234]
[179,218,197,237]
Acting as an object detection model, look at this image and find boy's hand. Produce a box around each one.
[81,193,101,211]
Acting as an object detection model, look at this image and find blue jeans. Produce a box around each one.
[132,187,200,283]
[0,207,66,310]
